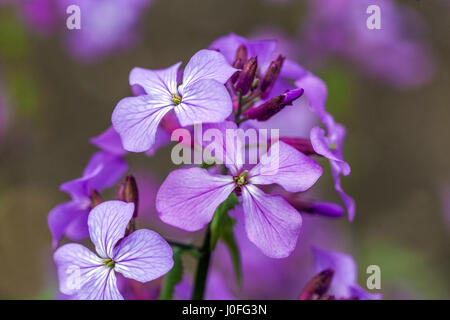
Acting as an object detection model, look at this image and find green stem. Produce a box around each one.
[191,225,212,300]
[234,92,243,124]
[167,240,199,251]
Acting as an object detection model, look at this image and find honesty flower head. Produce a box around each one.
[312,247,381,300]
[112,49,236,152]
[156,121,322,258]
[54,201,173,300]
[48,151,128,247]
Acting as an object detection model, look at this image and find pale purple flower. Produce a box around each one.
[112,49,236,152]
[48,151,128,247]
[53,201,173,300]
[156,121,322,258]
[312,246,381,300]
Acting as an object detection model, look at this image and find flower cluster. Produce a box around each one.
[49,33,366,300]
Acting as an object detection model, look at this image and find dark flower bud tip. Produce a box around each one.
[299,268,334,300]
[232,44,248,69]
[90,190,104,208]
[277,136,316,155]
[235,56,257,95]
[124,175,139,218]
[260,54,285,99]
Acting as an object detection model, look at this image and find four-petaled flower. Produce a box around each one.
[112,49,236,152]
[54,200,173,300]
[156,121,322,258]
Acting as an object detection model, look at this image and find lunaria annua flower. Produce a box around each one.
[112,49,236,152]
[53,201,173,300]
[156,121,322,258]
[48,151,128,247]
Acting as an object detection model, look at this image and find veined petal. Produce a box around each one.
[48,202,89,248]
[113,229,173,282]
[112,95,174,152]
[156,167,235,231]
[129,62,181,100]
[248,141,322,192]
[76,267,123,300]
[53,243,104,296]
[175,79,232,127]
[88,201,134,258]
[181,49,236,89]
[242,185,302,258]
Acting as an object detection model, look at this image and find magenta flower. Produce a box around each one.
[112,49,236,152]
[48,151,128,247]
[156,121,322,258]
[53,201,173,300]
[312,247,381,300]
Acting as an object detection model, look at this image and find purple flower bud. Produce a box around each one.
[298,268,334,300]
[243,88,304,121]
[232,44,248,69]
[235,56,257,95]
[90,190,104,208]
[286,198,344,218]
[276,136,316,155]
[123,175,139,218]
[260,54,285,99]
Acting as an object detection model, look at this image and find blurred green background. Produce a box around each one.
[0,0,449,299]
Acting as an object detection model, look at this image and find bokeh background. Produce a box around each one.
[0,0,449,299]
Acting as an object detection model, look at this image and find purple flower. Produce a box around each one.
[312,246,381,300]
[310,118,355,221]
[57,0,153,61]
[302,0,435,87]
[112,49,236,152]
[156,121,322,258]
[48,151,128,247]
[53,201,173,300]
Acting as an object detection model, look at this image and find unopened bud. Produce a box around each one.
[235,57,257,95]
[123,175,139,218]
[299,269,334,300]
[287,198,344,218]
[260,55,285,99]
[117,183,125,201]
[90,190,104,208]
[232,44,248,69]
[276,136,316,155]
[243,88,303,122]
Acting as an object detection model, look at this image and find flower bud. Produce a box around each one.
[260,55,285,99]
[287,198,344,218]
[90,190,104,208]
[232,44,248,69]
[243,88,303,121]
[124,175,139,218]
[276,137,316,155]
[235,56,257,95]
[299,269,334,300]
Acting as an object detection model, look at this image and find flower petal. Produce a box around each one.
[181,49,236,89]
[53,243,103,296]
[175,79,232,127]
[129,62,181,99]
[295,72,328,120]
[242,185,302,258]
[90,126,127,156]
[76,268,123,300]
[156,167,235,231]
[88,201,134,258]
[113,229,173,282]
[331,165,355,221]
[112,95,174,152]
[248,141,322,192]
[48,202,89,248]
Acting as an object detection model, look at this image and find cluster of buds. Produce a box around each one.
[229,45,304,123]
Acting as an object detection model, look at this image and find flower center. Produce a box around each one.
[102,258,115,269]
[329,142,338,150]
[172,93,182,105]
[234,170,248,186]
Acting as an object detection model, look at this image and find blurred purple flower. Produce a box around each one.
[302,0,435,87]
[157,121,322,258]
[112,49,236,152]
[57,0,153,61]
[53,201,173,300]
[48,151,128,247]
[20,0,57,35]
[174,271,236,300]
[312,246,381,300]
